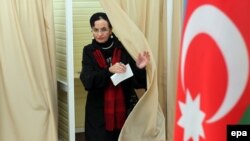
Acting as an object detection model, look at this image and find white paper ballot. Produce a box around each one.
[110,64,134,86]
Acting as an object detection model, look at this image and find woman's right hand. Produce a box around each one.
[109,62,126,73]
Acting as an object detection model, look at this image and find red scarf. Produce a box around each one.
[93,48,126,131]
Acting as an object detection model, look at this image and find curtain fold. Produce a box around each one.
[100,0,167,140]
[0,0,57,141]
[166,0,183,141]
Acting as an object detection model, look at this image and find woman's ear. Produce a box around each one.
[110,32,113,38]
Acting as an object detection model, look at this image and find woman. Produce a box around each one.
[80,12,150,141]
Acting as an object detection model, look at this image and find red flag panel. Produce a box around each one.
[174,1,250,141]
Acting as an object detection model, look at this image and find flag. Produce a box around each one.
[174,0,250,141]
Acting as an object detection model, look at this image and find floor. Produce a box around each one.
[75,132,85,141]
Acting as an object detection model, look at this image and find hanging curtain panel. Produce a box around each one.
[100,0,167,141]
[0,0,58,141]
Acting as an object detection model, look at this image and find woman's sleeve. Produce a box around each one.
[80,47,112,90]
[128,55,147,89]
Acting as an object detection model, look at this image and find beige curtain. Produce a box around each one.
[166,0,183,141]
[0,0,58,141]
[100,0,167,141]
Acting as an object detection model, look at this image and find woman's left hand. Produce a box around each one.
[136,51,150,69]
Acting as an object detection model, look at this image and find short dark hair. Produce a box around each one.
[89,12,112,29]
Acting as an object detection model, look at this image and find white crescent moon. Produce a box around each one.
[181,5,249,123]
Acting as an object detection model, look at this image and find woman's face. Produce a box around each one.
[92,19,112,43]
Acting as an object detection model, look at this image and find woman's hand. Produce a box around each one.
[109,62,126,73]
[136,51,150,69]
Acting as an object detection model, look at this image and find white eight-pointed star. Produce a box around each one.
[178,90,206,141]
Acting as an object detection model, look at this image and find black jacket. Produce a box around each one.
[80,36,146,141]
